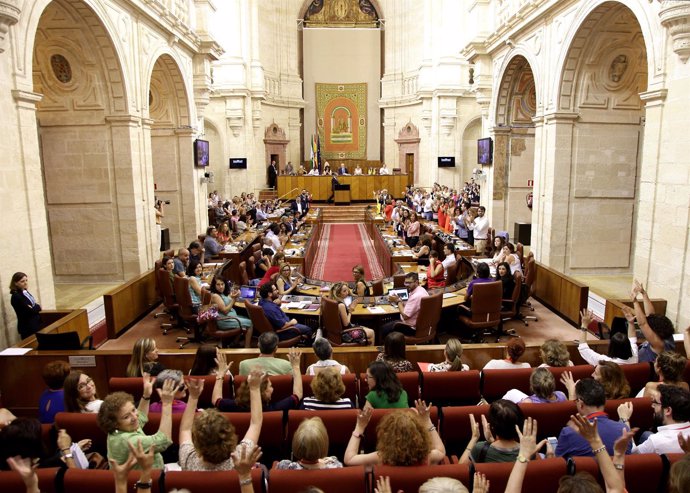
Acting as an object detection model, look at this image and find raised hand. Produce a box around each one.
[617,402,633,422]
[469,414,480,441]
[560,371,577,400]
[516,417,547,459]
[569,413,600,446]
[678,432,690,453]
[128,439,155,472]
[56,429,73,451]
[186,378,204,400]
[374,476,393,493]
[231,443,262,479]
[481,414,495,443]
[157,378,179,405]
[287,347,302,367]
[215,348,233,376]
[473,471,490,493]
[613,427,638,457]
[356,406,372,433]
[247,368,265,390]
[414,399,433,425]
[580,309,593,328]
[142,373,154,399]
[621,305,635,322]
[6,455,39,489]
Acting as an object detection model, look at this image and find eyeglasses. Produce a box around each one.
[651,400,662,406]
[78,378,94,390]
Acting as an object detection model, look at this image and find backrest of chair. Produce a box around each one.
[572,454,666,493]
[252,243,262,253]
[413,293,443,338]
[157,268,176,305]
[373,464,471,493]
[620,362,654,396]
[501,271,523,317]
[476,457,567,493]
[0,468,60,493]
[605,397,654,432]
[244,300,275,334]
[371,278,384,296]
[154,259,164,296]
[321,297,345,345]
[165,468,263,493]
[440,404,491,457]
[481,367,534,401]
[54,412,108,455]
[238,261,249,285]
[516,242,525,269]
[518,401,578,440]
[63,469,163,493]
[246,256,256,279]
[173,276,195,319]
[548,365,595,394]
[35,331,82,350]
[268,466,368,493]
[393,273,406,288]
[108,377,150,403]
[302,373,359,403]
[445,261,458,285]
[470,281,502,321]
[163,248,175,258]
[397,371,421,404]
[421,370,482,406]
[287,409,358,459]
[525,256,537,294]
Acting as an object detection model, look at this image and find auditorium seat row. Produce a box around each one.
[0,454,684,493]
[107,361,658,410]
[53,397,653,464]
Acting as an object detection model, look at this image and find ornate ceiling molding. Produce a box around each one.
[659,1,690,62]
[0,0,20,54]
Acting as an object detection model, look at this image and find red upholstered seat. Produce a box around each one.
[475,457,567,493]
[54,412,108,455]
[420,370,481,406]
[62,469,163,493]
[0,468,60,493]
[268,465,368,493]
[373,464,471,493]
[165,468,263,493]
[481,367,533,402]
[442,404,490,460]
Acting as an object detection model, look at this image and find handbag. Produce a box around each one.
[197,305,218,323]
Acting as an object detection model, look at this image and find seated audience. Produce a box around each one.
[376,331,414,373]
[209,276,252,342]
[97,377,176,469]
[671,454,690,493]
[179,373,262,470]
[126,338,164,377]
[257,283,313,341]
[555,378,632,458]
[521,367,566,404]
[464,262,493,306]
[276,263,298,296]
[189,344,220,376]
[426,251,445,289]
[458,400,523,464]
[301,368,353,410]
[188,241,204,264]
[255,248,274,279]
[276,417,342,470]
[329,282,375,345]
[351,265,370,297]
[483,338,530,370]
[64,370,103,413]
[148,370,187,414]
[618,384,690,454]
[173,248,190,277]
[594,361,631,400]
[258,252,285,286]
[428,338,469,372]
[538,339,573,367]
[0,418,81,470]
[216,222,231,244]
[364,361,408,410]
[239,332,292,376]
[203,226,223,256]
[344,401,445,466]
[306,338,350,375]
[632,279,676,362]
[38,360,70,424]
[502,242,522,274]
[380,272,429,340]
[639,350,689,398]
[412,235,432,266]
[214,349,303,412]
[186,260,204,309]
[578,308,638,366]
[489,236,506,264]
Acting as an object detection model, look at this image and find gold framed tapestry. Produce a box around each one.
[316,82,367,159]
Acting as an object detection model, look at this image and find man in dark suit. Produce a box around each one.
[338,162,349,175]
[267,160,278,189]
[327,174,339,203]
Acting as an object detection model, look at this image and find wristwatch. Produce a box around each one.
[516,455,529,463]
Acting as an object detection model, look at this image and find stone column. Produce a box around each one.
[176,127,204,240]
[489,126,511,230]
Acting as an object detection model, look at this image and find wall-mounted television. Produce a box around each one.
[194,139,209,167]
[438,156,455,168]
[477,137,493,165]
[229,158,247,169]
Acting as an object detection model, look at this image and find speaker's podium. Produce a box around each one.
[334,184,351,205]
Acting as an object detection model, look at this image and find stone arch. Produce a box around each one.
[555,0,655,112]
[495,55,538,127]
[145,51,192,128]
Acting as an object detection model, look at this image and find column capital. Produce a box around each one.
[12,90,42,108]
[0,0,20,54]
[543,111,579,123]
[639,89,668,108]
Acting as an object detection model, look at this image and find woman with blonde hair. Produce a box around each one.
[539,339,573,367]
[126,338,164,377]
[276,417,342,470]
[328,282,374,345]
[428,338,469,372]
[301,368,353,410]
[345,400,445,466]
[521,368,566,404]
[276,263,297,296]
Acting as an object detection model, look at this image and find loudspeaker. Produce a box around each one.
[160,228,170,252]
[513,222,531,246]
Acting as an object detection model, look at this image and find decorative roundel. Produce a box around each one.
[50,54,72,83]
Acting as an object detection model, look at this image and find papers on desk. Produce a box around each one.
[442,292,458,299]
[0,348,32,356]
[367,306,387,314]
[394,250,414,256]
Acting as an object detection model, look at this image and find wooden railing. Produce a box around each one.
[364,211,393,277]
[12,309,90,349]
[303,209,323,277]
[103,270,158,339]
[533,262,588,326]
[604,298,668,328]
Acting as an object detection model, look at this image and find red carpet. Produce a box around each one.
[309,224,385,282]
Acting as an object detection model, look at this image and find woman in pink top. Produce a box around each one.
[406,211,421,248]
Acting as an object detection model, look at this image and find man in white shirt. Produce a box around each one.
[379,163,390,175]
[441,244,456,277]
[619,384,690,454]
[307,167,320,176]
[423,194,434,220]
[470,206,490,255]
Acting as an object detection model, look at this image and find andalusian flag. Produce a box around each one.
[310,135,318,170]
[316,133,322,173]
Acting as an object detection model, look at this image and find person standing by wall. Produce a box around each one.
[9,272,42,340]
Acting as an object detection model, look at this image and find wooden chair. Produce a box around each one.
[370,278,384,296]
[244,300,301,348]
[156,268,180,334]
[36,331,92,350]
[515,242,525,271]
[393,273,406,288]
[321,297,369,346]
[394,292,443,344]
[521,254,538,324]
[445,261,458,285]
[238,261,250,286]
[173,276,203,348]
[245,256,256,279]
[458,281,502,342]
[497,271,524,338]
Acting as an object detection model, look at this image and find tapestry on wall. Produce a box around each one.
[316,82,367,159]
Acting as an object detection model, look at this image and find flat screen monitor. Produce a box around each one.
[229,158,247,169]
[477,137,493,165]
[438,156,455,168]
[194,139,209,167]
[389,288,409,301]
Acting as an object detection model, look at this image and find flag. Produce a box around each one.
[316,133,322,173]
[310,135,317,170]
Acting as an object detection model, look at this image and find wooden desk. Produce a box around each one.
[334,189,350,204]
[277,175,407,201]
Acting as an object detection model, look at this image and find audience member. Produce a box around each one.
[640,350,689,397]
[239,332,292,376]
[277,417,342,469]
[351,265,370,296]
[173,248,190,277]
[186,260,204,309]
[64,370,103,413]
[301,368,353,410]
[38,360,70,424]
[258,252,285,286]
[126,338,164,377]
[441,244,456,276]
[148,370,187,414]
[426,251,445,289]
[555,378,632,458]
[97,376,175,469]
[189,344,220,376]
[203,226,223,256]
[9,272,42,340]
[483,339,530,370]
[276,263,297,296]
[376,331,414,373]
[464,262,493,306]
[305,338,350,375]
[521,367,567,404]
[345,400,445,466]
[257,283,313,341]
[495,261,515,307]
[188,241,204,264]
[328,282,374,345]
[210,276,252,345]
[458,400,523,464]
[539,339,573,367]
[578,308,638,365]
[380,272,428,340]
[502,242,522,274]
[632,280,676,362]
[469,206,490,255]
[594,361,631,400]
[364,361,408,409]
[428,338,468,372]
[489,236,506,264]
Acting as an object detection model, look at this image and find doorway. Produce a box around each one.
[405,153,415,186]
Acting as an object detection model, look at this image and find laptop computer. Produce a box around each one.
[239,285,257,301]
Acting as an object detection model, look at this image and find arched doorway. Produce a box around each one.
[493,55,537,239]
[543,2,648,272]
[148,54,195,250]
[32,0,130,282]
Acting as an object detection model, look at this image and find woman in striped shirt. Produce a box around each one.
[301,368,353,410]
